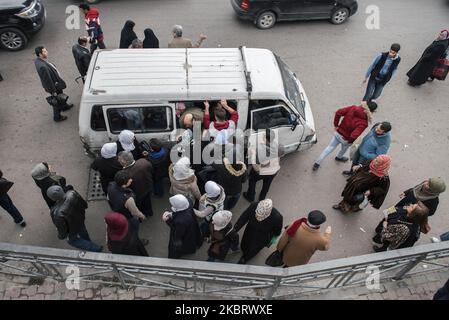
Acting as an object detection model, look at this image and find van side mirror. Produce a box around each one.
[290,114,299,131]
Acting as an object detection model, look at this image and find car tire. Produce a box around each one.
[255,11,276,29]
[330,7,350,25]
[0,28,28,51]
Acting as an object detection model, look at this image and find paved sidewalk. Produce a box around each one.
[0,268,447,300]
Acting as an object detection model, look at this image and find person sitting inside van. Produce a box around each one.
[203,99,238,140]
[177,102,205,129]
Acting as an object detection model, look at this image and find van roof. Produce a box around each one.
[85,48,285,101]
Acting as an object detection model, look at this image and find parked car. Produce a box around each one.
[0,0,46,51]
[231,0,358,29]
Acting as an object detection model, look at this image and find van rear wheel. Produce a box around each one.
[256,11,276,29]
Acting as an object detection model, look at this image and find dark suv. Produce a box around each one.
[0,0,46,51]
[231,0,358,29]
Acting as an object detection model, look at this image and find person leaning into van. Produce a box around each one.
[243,129,285,202]
[168,25,207,49]
[203,99,239,141]
[72,36,92,84]
[116,130,145,161]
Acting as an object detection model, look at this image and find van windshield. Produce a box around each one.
[275,55,305,119]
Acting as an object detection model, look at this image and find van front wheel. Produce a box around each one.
[256,11,276,29]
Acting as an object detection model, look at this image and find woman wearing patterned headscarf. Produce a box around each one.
[407,29,449,86]
[333,154,391,214]
[234,199,283,264]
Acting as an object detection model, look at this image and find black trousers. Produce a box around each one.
[90,40,106,54]
[246,169,277,202]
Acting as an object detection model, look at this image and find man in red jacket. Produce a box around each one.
[313,101,377,171]
[203,99,239,141]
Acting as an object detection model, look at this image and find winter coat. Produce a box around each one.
[407,39,449,85]
[198,185,226,222]
[334,105,369,143]
[378,207,421,250]
[147,148,170,181]
[33,174,69,209]
[395,188,439,217]
[50,190,87,239]
[91,156,122,193]
[71,44,91,77]
[211,160,247,197]
[107,182,136,220]
[208,223,239,261]
[165,201,203,258]
[123,159,153,201]
[168,164,201,202]
[234,203,283,261]
[277,224,330,267]
[355,126,391,164]
[34,58,66,94]
[107,223,149,257]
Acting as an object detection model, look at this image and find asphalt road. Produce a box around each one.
[0,0,448,266]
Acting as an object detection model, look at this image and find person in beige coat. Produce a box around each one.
[277,210,331,267]
[168,157,201,203]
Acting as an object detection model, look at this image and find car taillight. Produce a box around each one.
[241,0,250,10]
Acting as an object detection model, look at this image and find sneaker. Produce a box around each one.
[342,170,353,177]
[312,163,320,171]
[332,204,341,211]
[141,239,149,246]
[373,245,387,252]
[243,192,254,202]
[19,221,27,228]
[54,115,68,122]
[431,237,441,243]
[335,156,349,162]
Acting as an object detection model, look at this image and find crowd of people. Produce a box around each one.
[1,4,449,275]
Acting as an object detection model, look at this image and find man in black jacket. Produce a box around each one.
[0,170,26,227]
[46,185,102,252]
[34,46,73,122]
[72,36,91,83]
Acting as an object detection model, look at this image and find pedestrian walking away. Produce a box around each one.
[91,142,122,194]
[143,28,159,48]
[34,46,74,122]
[334,154,391,214]
[162,195,203,259]
[46,185,103,252]
[207,210,239,262]
[362,43,401,102]
[72,36,91,83]
[119,20,137,49]
[313,101,377,171]
[105,212,149,257]
[0,170,26,227]
[277,210,331,267]
[234,199,283,264]
[168,25,206,48]
[343,121,391,177]
[407,30,449,86]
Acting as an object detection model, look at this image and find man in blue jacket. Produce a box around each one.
[343,122,392,177]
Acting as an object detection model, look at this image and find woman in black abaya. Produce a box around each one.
[119,20,138,49]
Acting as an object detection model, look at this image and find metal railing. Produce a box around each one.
[0,241,448,299]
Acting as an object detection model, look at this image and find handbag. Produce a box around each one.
[46,93,68,108]
[265,250,284,267]
[432,58,449,81]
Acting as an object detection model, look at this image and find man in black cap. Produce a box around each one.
[47,185,102,252]
[276,210,332,267]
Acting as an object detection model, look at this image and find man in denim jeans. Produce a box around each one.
[313,101,377,171]
[47,186,102,252]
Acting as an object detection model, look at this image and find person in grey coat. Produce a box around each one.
[34,46,73,122]
[72,36,91,83]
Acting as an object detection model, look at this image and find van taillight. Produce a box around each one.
[241,0,250,10]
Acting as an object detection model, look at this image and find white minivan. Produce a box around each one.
[78,47,317,156]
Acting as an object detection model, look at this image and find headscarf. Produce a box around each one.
[101,142,117,159]
[173,157,195,181]
[255,199,273,222]
[212,210,232,231]
[118,130,136,152]
[105,212,129,241]
[31,163,50,180]
[143,28,160,49]
[170,194,190,212]
[205,181,221,198]
[413,177,446,201]
[438,29,449,41]
[119,20,137,48]
[369,155,391,177]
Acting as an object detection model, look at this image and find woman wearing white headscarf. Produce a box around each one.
[91,142,122,193]
[207,210,239,262]
[407,29,449,86]
[116,130,143,160]
[168,157,201,202]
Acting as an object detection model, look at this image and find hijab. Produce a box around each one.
[255,199,273,222]
[170,195,190,212]
[438,29,449,41]
[101,142,117,159]
[120,20,137,49]
[173,157,195,181]
[143,28,159,48]
[413,177,446,201]
[105,212,129,241]
[118,130,136,152]
[369,155,391,178]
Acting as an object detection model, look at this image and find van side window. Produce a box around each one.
[91,105,107,131]
[107,106,173,134]
[251,106,293,131]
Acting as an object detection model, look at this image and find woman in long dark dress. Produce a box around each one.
[119,20,138,49]
[407,30,449,86]
[143,28,159,49]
